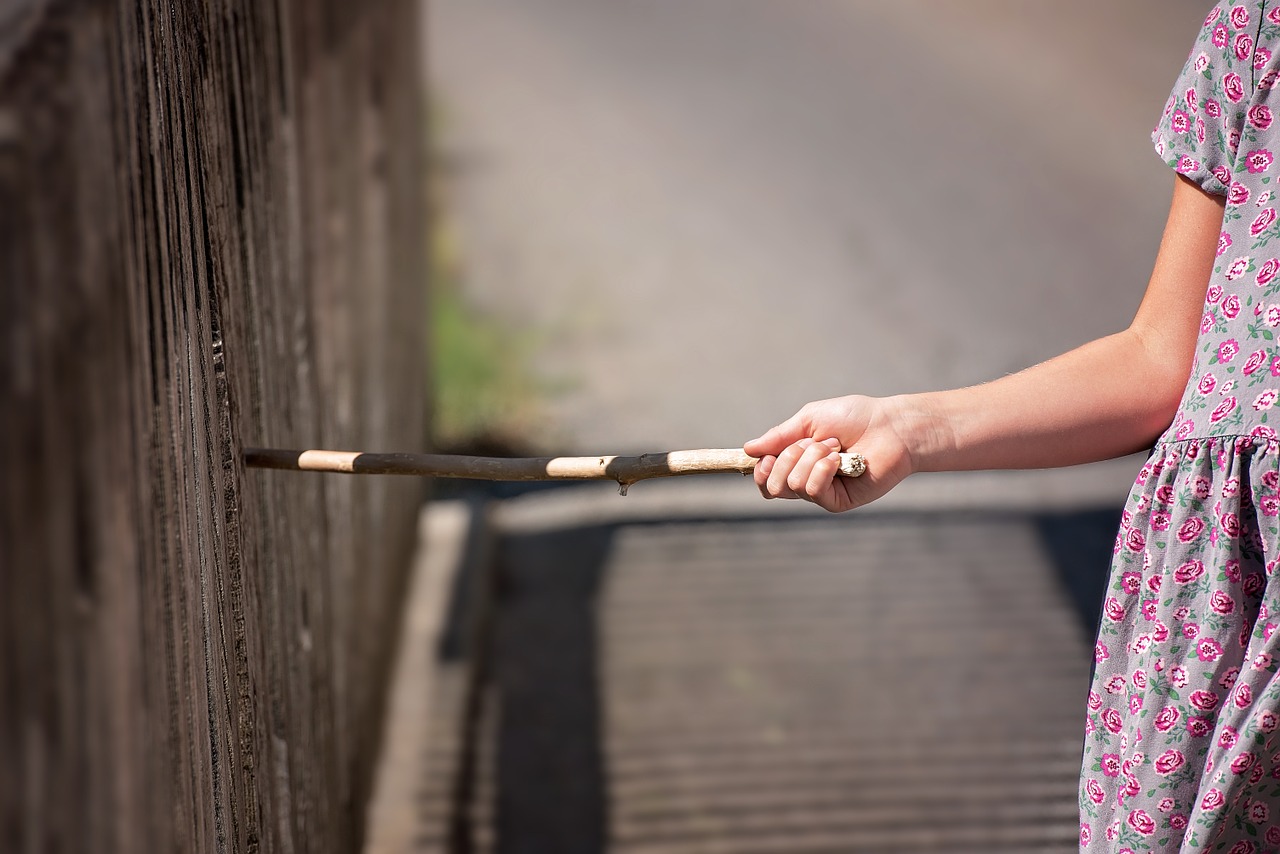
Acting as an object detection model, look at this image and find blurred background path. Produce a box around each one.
[370,4,1228,853]
[430,0,1210,467]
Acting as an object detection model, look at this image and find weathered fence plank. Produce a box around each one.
[0,1,427,852]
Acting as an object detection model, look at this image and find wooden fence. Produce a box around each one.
[0,1,427,851]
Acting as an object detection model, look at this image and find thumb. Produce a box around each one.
[744,411,811,457]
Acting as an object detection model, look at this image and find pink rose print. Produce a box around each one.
[1244,348,1268,375]
[1158,797,1175,813]
[1190,689,1220,711]
[1172,665,1189,688]
[1101,707,1124,734]
[1202,787,1227,811]
[1220,510,1241,537]
[1258,258,1280,285]
[1105,597,1127,621]
[1131,669,1147,689]
[1211,590,1237,614]
[1129,695,1143,715]
[1220,725,1240,748]
[1178,154,1202,175]
[1080,825,1091,847]
[1221,666,1241,690]
[1232,752,1256,774]
[1232,4,1252,29]
[1202,310,1218,334]
[1268,304,1280,328]
[1122,571,1141,594]
[1153,620,1169,641]
[1263,494,1280,515]
[1256,47,1272,70]
[1198,637,1225,662]
[1226,259,1251,282]
[1170,813,1189,830]
[1223,293,1242,318]
[1227,71,1247,101]
[1228,841,1257,854]
[1095,642,1110,662]
[1155,749,1185,776]
[1141,598,1158,619]
[1100,752,1121,777]
[1199,372,1218,394]
[1211,396,1238,422]
[1235,682,1253,708]
[1251,104,1275,130]
[1154,706,1180,732]
[1220,338,1241,362]
[1236,33,1255,62]
[1184,621,1202,640]
[1256,802,1275,824]
[1171,109,1192,133]
[1248,148,1275,173]
[1187,716,1212,737]
[1105,675,1127,694]
[1219,232,1234,256]
[1254,208,1277,236]
[1208,97,1223,118]
[1088,690,1103,711]
[1128,808,1156,837]
[1230,181,1252,205]
[1176,418,1196,440]
[1086,778,1105,804]
[1261,710,1280,733]
[1125,527,1145,552]
[1175,558,1205,582]
[1195,474,1213,497]
[1269,827,1280,847]
[1272,6,1280,24]
[1253,652,1273,670]
[1231,129,1243,154]
[1216,23,1233,49]
[1254,389,1277,410]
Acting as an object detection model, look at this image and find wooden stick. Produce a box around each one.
[244,447,867,492]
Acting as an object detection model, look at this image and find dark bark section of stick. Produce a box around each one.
[0,2,427,852]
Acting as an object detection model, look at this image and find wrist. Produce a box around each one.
[883,393,956,475]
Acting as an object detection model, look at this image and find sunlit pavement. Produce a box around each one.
[429,0,1211,462]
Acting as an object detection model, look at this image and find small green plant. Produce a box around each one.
[430,222,543,454]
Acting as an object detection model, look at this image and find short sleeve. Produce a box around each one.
[1152,3,1267,196]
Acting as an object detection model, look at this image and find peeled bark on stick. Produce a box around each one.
[244,447,867,492]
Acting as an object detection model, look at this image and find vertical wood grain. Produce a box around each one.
[0,1,428,851]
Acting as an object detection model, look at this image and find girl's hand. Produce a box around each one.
[744,395,918,513]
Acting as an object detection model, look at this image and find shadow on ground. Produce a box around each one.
[428,498,1121,854]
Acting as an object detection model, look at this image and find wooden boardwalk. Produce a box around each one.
[401,508,1100,853]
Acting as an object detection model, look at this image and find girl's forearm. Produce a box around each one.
[894,326,1192,473]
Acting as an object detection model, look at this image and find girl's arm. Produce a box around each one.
[745,175,1226,513]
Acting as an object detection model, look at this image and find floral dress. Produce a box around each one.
[1080,4,1280,852]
